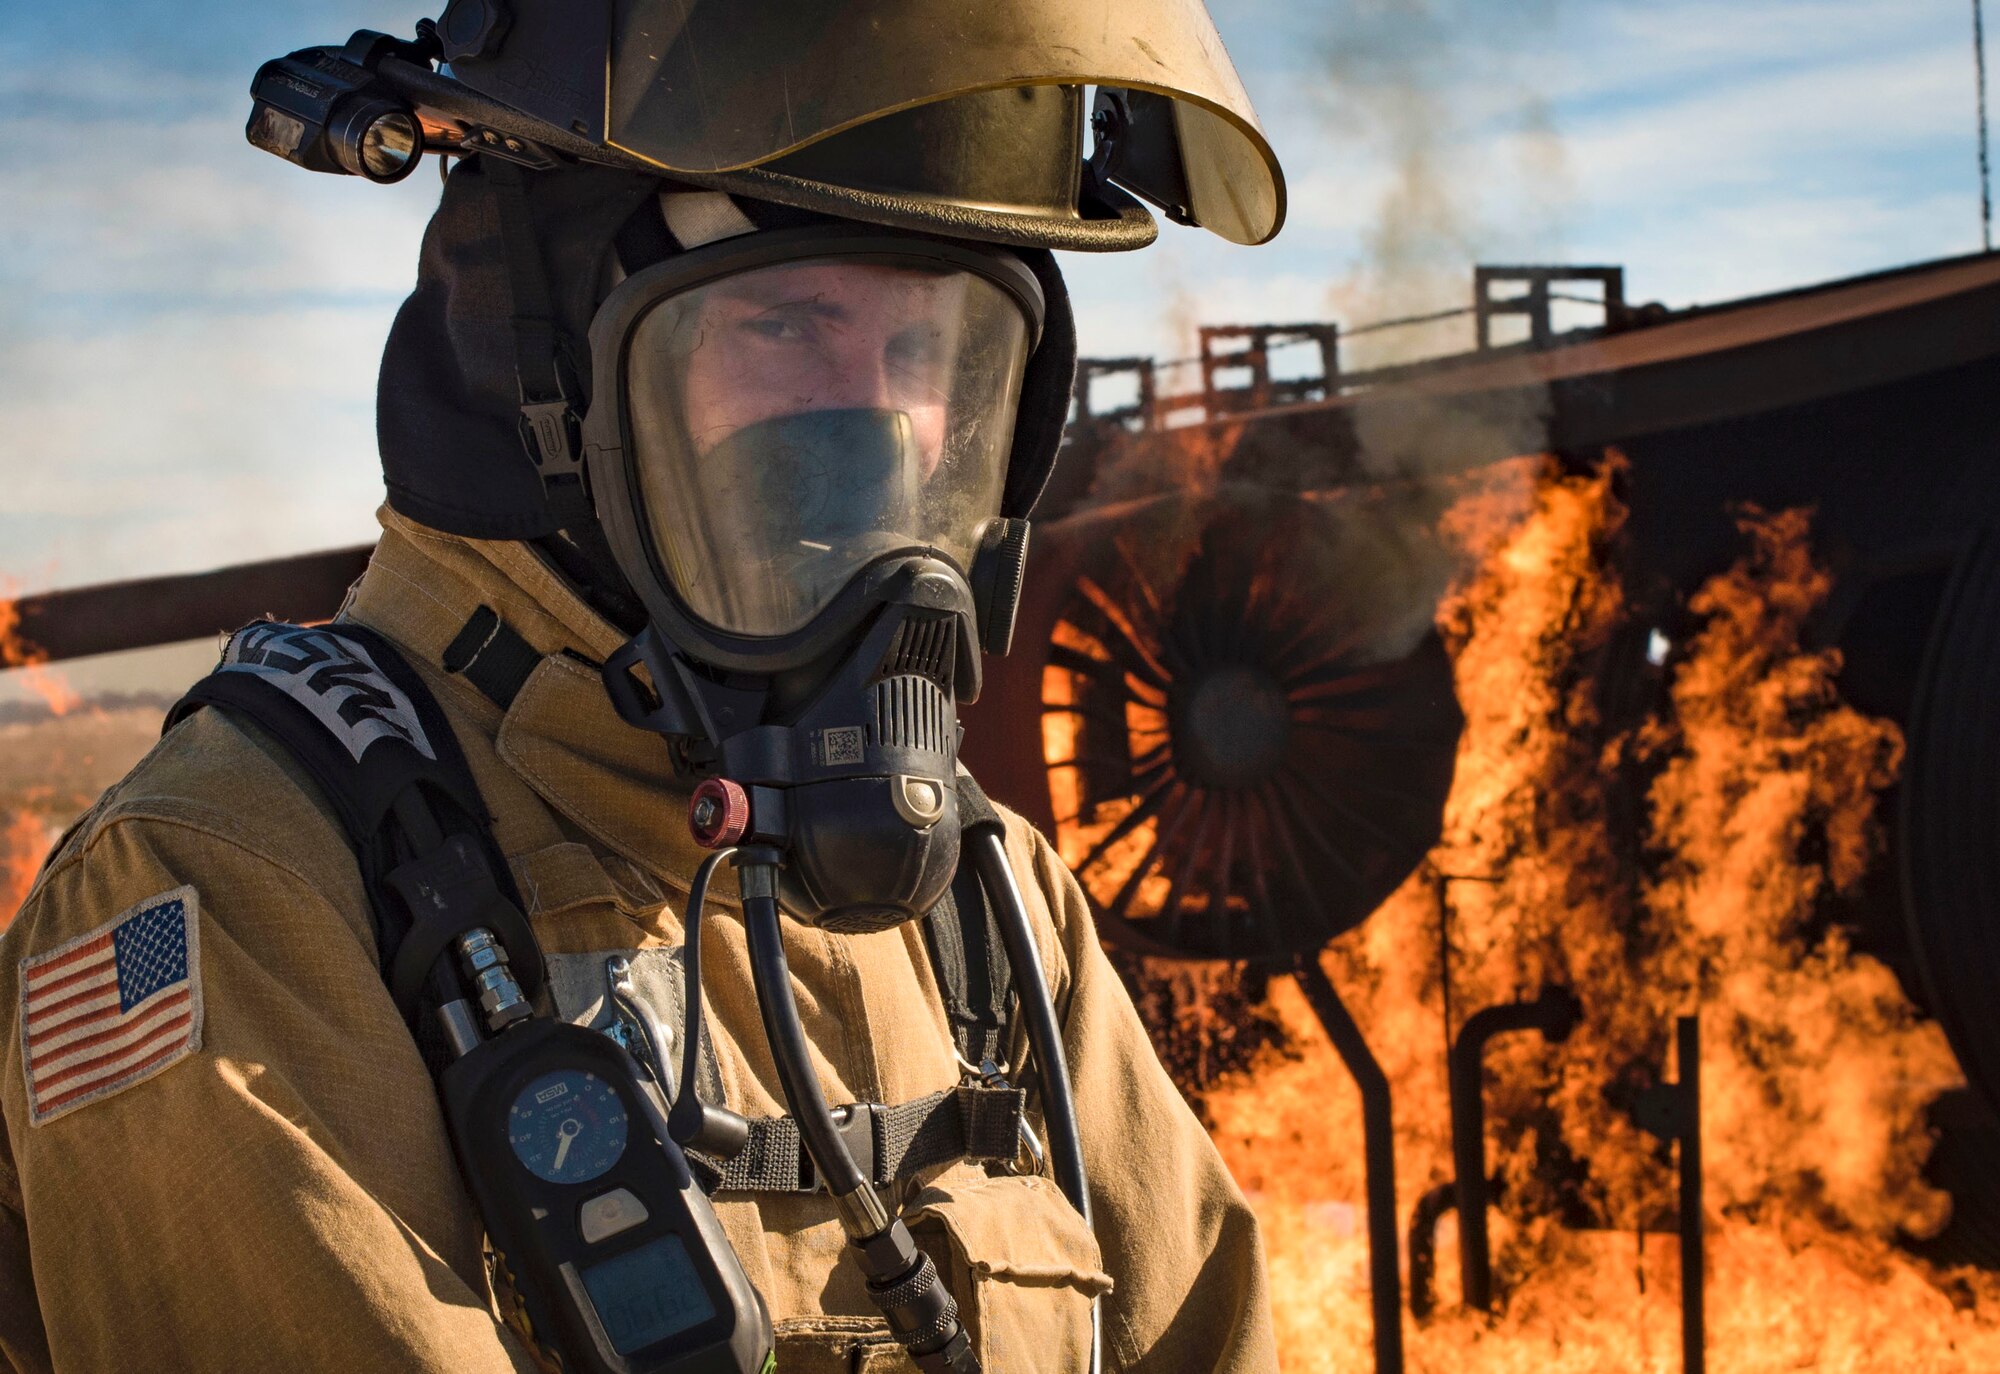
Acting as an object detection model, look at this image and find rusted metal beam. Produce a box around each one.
[7,545,374,664]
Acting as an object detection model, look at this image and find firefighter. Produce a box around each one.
[0,6,1287,1371]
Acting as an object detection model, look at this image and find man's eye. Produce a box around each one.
[744,316,810,342]
[886,329,945,370]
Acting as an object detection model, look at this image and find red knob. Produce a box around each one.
[688,777,750,849]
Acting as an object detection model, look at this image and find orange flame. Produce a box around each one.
[0,592,81,717]
[1181,461,1998,1369]
[1,805,54,930]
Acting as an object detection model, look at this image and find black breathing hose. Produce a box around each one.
[738,878,868,1198]
[966,828,1102,1374]
[736,852,980,1374]
[966,831,1094,1235]
[669,846,733,1144]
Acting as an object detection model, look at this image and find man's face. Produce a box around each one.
[620,249,1031,636]
[675,260,966,476]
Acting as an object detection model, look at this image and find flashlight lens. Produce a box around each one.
[359,111,420,181]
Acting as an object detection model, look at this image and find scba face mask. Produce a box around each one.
[589,224,1046,932]
[624,241,1037,638]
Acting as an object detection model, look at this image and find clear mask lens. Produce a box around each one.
[625,256,1031,637]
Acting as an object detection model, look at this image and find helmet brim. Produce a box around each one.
[385,57,1159,253]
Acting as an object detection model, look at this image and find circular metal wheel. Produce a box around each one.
[1037,485,1463,961]
[1901,528,2000,1116]
[1908,1088,2000,1269]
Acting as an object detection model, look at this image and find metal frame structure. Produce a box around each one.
[1473,265,1626,350]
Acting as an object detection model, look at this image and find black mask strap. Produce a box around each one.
[613,191,678,275]
[483,155,649,623]
[485,156,596,536]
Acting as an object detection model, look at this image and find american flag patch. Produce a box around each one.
[20,886,203,1126]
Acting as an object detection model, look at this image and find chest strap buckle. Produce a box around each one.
[806,1103,884,1193]
[700,1085,1024,1195]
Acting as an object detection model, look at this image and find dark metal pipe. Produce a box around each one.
[1294,956,1403,1374]
[1676,1016,1705,1374]
[1450,986,1581,1311]
[1631,1013,1704,1374]
[5,544,373,664]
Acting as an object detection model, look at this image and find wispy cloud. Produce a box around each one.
[1075,0,1982,360]
[2,103,436,317]
[0,305,390,583]
[0,46,434,584]
[1559,0,1960,102]
[1563,44,1972,200]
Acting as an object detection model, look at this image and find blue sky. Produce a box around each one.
[0,0,1991,596]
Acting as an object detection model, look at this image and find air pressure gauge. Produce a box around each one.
[509,1068,629,1184]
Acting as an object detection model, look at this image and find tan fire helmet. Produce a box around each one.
[394,0,1286,250]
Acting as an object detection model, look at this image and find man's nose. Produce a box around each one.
[819,334,902,410]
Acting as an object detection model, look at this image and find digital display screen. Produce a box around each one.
[580,1234,718,1355]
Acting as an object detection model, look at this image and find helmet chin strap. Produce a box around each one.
[484,158,594,533]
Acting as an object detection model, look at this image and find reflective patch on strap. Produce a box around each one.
[220,622,436,764]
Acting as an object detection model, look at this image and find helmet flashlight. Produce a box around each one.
[246,32,433,184]
[331,99,422,182]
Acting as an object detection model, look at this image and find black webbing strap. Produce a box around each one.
[699,1084,1025,1194]
[924,836,1016,1070]
[483,156,595,535]
[443,605,541,710]
[166,622,454,844]
[612,191,676,276]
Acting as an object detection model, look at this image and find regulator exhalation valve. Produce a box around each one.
[456,927,532,1032]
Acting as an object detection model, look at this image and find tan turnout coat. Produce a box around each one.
[0,511,1275,1373]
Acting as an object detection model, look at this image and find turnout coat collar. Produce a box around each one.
[345,507,703,890]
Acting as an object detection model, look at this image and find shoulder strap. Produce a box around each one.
[921,785,1016,1072]
[696,1084,1026,1194]
[166,621,543,1031]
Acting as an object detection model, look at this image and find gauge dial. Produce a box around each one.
[508,1069,629,1185]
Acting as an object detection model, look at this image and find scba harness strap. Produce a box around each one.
[165,620,546,1033]
[168,617,1023,1194]
[702,1083,1027,1194]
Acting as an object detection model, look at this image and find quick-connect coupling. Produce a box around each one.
[457,927,532,1031]
[856,1220,979,1373]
